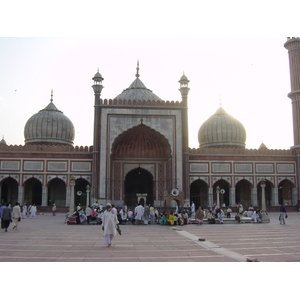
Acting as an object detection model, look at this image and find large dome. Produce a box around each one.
[198,106,246,148]
[24,97,75,146]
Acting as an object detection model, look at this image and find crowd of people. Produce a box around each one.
[0,202,37,232]
[66,201,272,226]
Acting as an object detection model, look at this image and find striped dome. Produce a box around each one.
[24,100,75,146]
[198,107,246,148]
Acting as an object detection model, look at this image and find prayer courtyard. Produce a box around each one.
[1,212,300,262]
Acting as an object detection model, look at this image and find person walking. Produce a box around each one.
[149,205,155,224]
[12,202,22,230]
[1,203,12,232]
[191,201,195,218]
[30,204,37,218]
[22,203,27,219]
[102,203,119,247]
[52,203,56,216]
[143,204,150,225]
[279,204,288,225]
[134,203,144,225]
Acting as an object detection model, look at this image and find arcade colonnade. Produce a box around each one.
[190,178,296,209]
[0,175,91,208]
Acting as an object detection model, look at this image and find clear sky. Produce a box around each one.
[0,37,294,149]
[0,1,298,151]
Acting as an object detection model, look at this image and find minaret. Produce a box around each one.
[179,73,190,202]
[91,69,104,201]
[284,37,300,148]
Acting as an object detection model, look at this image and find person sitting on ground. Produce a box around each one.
[235,212,241,223]
[168,211,175,225]
[85,206,92,224]
[257,209,262,223]
[247,209,253,218]
[127,209,133,221]
[216,208,224,224]
[177,213,184,226]
[182,210,189,225]
[252,209,259,223]
[91,207,97,217]
[159,213,167,225]
[207,210,215,224]
[243,209,249,217]
[120,209,127,224]
[116,210,122,224]
[195,206,204,225]
[226,207,232,218]
[79,211,87,223]
[173,214,178,226]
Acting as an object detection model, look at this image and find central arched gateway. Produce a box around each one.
[110,123,172,207]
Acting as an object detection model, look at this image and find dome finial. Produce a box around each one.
[136,60,140,78]
[50,89,53,102]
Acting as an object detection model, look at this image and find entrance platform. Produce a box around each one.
[0,212,299,262]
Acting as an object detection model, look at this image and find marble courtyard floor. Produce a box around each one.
[1,211,300,262]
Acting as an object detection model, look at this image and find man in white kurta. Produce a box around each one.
[22,204,27,219]
[102,203,119,247]
[191,201,195,218]
[134,204,144,225]
[30,204,37,218]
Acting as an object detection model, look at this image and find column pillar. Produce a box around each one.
[273,188,279,206]
[216,186,220,208]
[69,176,76,214]
[42,186,48,206]
[86,185,90,207]
[292,187,298,205]
[66,187,71,207]
[260,181,266,212]
[18,186,24,205]
[251,188,258,206]
[208,187,213,208]
[229,188,235,207]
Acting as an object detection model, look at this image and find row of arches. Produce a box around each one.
[0,173,295,209]
[0,177,90,207]
[190,178,295,209]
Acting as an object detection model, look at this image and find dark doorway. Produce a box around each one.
[24,178,42,206]
[1,177,18,205]
[125,167,153,207]
[75,178,90,208]
[235,179,252,208]
[48,178,66,207]
[190,179,208,209]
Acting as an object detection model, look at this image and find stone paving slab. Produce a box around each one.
[1,211,300,262]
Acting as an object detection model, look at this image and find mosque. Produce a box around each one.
[0,38,300,212]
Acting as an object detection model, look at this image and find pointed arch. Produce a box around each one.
[24,177,42,206]
[47,177,66,207]
[235,179,252,208]
[190,179,209,208]
[111,124,171,159]
[278,179,295,205]
[124,167,153,207]
[0,176,18,205]
[213,179,230,207]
